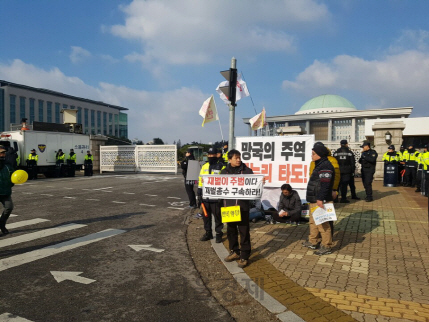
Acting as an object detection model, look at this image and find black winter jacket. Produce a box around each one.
[220,162,254,212]
[359,149,378,172]
[333,147,355,174]
[278,190,302,218]
[306,157,335,203]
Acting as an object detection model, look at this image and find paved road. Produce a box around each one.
[0,173,232,322]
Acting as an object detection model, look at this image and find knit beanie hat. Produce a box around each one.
[312,143,329,158]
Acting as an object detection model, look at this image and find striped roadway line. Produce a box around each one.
[63,196,76,199]
[123,192,135,194]
[112,201,126,204]
[7,219,50,229]
[145,194,157,197]
[9,214,18,217]
[167,197,181,199]
[0,229,126,272]
[0,223,87,249]
[0,313,33,321]
[86,199,100,201]
[139,204,156,207]
[168,207,184,210]
[40,194,54,197]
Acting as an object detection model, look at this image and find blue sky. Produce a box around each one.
[1,0,429,144]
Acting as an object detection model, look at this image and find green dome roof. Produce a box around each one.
[295,94,357,115]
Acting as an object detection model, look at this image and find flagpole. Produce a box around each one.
[216,109,224,141]
[241,72,257,114]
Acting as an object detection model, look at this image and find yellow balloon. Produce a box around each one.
[12,170,29,184]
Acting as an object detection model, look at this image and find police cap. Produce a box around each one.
[340,139,348,145]
[360,141,371,148]
[207,147,218,154]
[388,145,395,150]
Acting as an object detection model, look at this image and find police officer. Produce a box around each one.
[417,144,429,194]
[222,144,228,164]
[359,141,378,202]
[55,149,65,177]
[333,139,356,203]
[67,149,77,177]
[27,148,39,180]
[84,150,93,176]
[398,145,406,185]
[382,145,400,186]
[420,144,429,197]
[181,149,197,208]
[402,143,419,187]
[198,147,225,243]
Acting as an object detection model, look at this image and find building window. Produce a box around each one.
[30,99,35,124]
[70,105,75,109]
[103,112,107,135]
[55,103,60,123]
[84,108,89,130]
[63,104,68,110]
[332,119,352,141]
[356,119,365,142]
[97,111,101,134]
[91,110,95,134]
[119,112,128,138]
[114,114,118,136]
[20,97,26,121]
[10,95,16,124]
[77,107,82,124]
[38,100,44,122]
[47,102,52,123]
[109,113,113,135]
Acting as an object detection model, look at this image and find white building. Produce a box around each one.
[0,80,128,138]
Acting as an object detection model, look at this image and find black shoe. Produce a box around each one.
[0,226,9,235]
[415,188,421,192]
[340,199,350,203]
[365,197,373,202]
[215,233,223,243]
[200,231,213,241]
[351,196,361,200]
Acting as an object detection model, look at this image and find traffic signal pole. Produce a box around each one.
[220,57,238,149]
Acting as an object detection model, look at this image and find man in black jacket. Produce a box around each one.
[181,149,197,208]
[333,140,356,203]
[359,141,378,202]
[302,143,335,256]
[272,184,302,225]
[222,149,254,268]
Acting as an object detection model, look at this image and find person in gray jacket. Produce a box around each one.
[271,184,302,225]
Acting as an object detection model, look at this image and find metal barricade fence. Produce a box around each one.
[100,145,177,174]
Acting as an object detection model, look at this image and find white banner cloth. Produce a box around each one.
[201,174,264,200]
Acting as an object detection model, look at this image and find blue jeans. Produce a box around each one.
[0,195,14,227]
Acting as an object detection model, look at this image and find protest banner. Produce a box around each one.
[201,174,264,200]
[235,135,314,189]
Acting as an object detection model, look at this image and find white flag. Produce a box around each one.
[249,107,267,130]
[199,95,219,127]
[216,73,250,105]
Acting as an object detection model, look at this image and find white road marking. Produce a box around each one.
[0,229,126,272]
[51,271,96,284]
[7,219,50,229]
[145,194,158,197]
[40,194,54,197]
[139,204,156,207]
[123,192,135,195]
[167,207,184,210]
[86,199,99,201]
[10,214,18,217]
[129,245,165,253]
[22,192,33,195]
[167,197,181,199]
[93,187,113,191]
[64,187,74,190]
[112,201,126,204]
[63,196,76,199]
[0,313,33,321]
[0,224,86,249]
